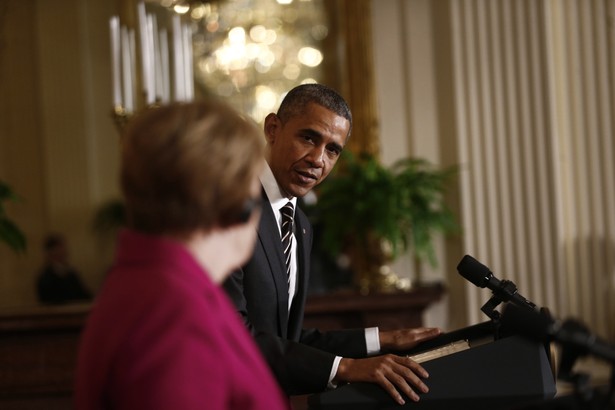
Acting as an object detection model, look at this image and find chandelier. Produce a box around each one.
[109,0,328,128]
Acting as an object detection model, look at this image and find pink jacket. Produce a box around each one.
[75,229,288,410]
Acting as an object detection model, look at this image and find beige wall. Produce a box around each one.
[0,1,45,308]
[0,0,119,309]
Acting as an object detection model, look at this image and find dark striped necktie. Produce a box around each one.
[280,201,294,285]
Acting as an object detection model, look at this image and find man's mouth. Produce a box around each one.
[295,170,318,184]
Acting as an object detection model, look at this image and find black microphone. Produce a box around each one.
[456,254,538,311]
[501,303,615,364]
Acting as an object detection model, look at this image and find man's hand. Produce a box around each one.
[379,327,442,352]
[333,355,429,405]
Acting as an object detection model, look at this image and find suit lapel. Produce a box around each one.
[257,190,289,336]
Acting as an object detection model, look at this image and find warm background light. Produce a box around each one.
[185,0,328,124]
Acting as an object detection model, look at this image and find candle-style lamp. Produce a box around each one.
[109,0,194,134]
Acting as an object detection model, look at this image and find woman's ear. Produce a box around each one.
[263,113,280,144]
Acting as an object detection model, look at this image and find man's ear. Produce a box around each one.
[263,113,279,144]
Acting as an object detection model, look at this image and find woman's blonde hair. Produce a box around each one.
[121,99,264,236]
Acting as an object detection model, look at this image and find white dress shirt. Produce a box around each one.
[260,164,298,311]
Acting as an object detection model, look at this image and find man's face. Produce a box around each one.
[265,103,350,198]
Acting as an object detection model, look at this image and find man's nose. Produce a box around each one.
[306,146,325,167]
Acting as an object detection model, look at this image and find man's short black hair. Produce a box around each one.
[277,83,352,136]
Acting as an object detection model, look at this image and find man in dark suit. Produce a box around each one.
[224,84,441,406]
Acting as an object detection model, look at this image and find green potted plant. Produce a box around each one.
[0,180,27,253]
[311,151,457,293]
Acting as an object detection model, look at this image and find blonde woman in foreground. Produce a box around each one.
[75,100,288,410]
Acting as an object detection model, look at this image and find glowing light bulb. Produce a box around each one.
[173,4,190,14]
[297,47,322,67]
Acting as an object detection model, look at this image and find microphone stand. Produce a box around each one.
[558,345,594,407]
[480,278,525,339]
[598,366,615,410]
[480,293,504,340]
[554,343,615,409]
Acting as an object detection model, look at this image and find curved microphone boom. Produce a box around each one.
[457,254,538,310]
[456,255,539,320]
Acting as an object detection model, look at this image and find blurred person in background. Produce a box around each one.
[36,232,92,304]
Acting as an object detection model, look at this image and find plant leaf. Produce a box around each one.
[313,151,458,267]
[0,219,27,253]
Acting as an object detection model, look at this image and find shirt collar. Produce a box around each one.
[260,161,297,211]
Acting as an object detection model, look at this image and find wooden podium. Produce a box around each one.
[308,321,557,410]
